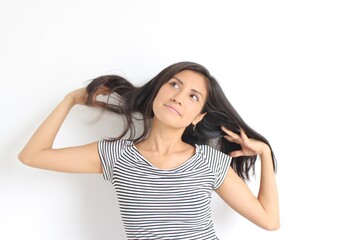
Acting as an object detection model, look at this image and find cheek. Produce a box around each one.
[185,102,205,118]
[154,86,169,101]
[152,89,168,113]
[153,88,165,103]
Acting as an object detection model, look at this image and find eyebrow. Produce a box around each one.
[172,76,204,98]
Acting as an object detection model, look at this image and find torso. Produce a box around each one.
[98,139,232,239]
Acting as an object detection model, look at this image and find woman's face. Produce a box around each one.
[152,70,208,129]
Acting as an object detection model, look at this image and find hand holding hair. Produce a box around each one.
[65,88,87,105]
[65,87,109,108]
[221,126,270,158]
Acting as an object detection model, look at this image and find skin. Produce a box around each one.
[135,70,208,170]
[18,70,279,231]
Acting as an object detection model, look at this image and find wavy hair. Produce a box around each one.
[85,61,276,180]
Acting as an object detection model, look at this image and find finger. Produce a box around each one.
[93,101,107,108]
[223,135,242,144]
[229,150,244,158]
[221,126,240,138]
[239,128,246,137]
[93,86,111,95]
[239,128,250,143]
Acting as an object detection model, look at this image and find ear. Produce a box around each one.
[192,112,207,125]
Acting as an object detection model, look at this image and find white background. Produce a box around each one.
[1,0,349,239]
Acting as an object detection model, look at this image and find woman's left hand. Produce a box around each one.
[221,126,270,158]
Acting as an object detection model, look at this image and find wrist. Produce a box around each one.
[63,94,77,107]
[64,88,87,106]
[259,144,271,158]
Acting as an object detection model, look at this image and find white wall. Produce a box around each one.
[1,0,349,239]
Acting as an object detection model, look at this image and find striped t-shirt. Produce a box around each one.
[98,139,231,239]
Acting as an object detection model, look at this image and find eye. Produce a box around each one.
[190,94,199,101]
[169,81,179,89]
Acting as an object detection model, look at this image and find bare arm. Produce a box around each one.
[18,88,102,173]
[215,127,280,230]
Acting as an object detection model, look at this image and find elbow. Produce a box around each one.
[18,150,33,166]
[18,151,27,164]
[265,224,280,231]
[263,219,280,231]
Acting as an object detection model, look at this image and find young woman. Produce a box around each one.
[19,61,279,239]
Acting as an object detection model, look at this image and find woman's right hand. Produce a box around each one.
[65,87,87,105]
[65,86,110,107]
[18,85,103,173]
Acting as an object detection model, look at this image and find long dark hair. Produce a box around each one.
[86,61,276,181]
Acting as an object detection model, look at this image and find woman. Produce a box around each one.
[19,61,279,239]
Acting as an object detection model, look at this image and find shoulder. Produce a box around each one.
[197,144,231,161]
[196,144,231,169]
[98,138,134,152]
[197,144,232,189]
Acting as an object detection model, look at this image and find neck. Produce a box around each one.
[139,119,187,154]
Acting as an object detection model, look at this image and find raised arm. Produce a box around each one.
[18,88,102,173]
[215,126,280,230]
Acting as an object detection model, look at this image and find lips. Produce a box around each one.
[164,104,181,116]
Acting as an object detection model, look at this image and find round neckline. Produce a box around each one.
[131,143,200,171]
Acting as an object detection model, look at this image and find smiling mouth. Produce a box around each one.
[164,104,181,116]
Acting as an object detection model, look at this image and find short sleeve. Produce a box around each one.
[202,145,232,189]
[98,139,124,182]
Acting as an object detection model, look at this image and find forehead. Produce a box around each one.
[172,70,208,95]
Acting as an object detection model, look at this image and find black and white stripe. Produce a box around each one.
[98,139,231,240]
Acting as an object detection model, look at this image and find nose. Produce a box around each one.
[171,97,181,105]
[171,92,184,105]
